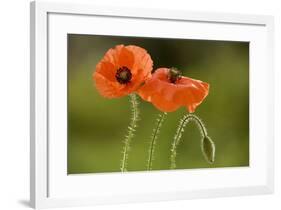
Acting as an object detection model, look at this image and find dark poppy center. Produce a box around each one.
[115,66,132,84]
[168,67,182,83]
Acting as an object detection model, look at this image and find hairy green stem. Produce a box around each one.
[147,112,167,170]
[170,113,208,169]
[120,94,140,172]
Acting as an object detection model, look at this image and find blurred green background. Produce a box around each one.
[67,34,249,174]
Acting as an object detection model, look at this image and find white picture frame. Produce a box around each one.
[30,0,274,209]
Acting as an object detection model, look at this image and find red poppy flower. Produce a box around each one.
[93,45,153,98]
[137,68,209,113]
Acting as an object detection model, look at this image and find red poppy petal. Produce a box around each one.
[150,90,180,112]
[94,72,126,98]
[138,71,180,112]
[95,61,116,82]
[126,45,153,76]
[118,47,134,69]
[101,45,123,65]
[174,77,209,112]
[130,68,149,90]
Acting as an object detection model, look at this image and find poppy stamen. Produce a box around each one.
[116,66,132,84]
[168,67,182,83]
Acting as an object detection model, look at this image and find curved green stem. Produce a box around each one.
[120,94,139,172]
[170,113,209,169]
[147,112,167,170]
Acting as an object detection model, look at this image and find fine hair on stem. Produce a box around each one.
[147,112,167,170]
[170,113,215,169]
[120,94,140,172]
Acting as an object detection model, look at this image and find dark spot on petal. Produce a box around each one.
[115,66,132,84]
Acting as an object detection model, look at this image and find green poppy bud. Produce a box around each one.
[201,136,215,164]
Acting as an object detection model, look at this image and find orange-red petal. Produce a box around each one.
[137,68,209,113]
[118,47,134,69]
[94,73,123,98]
[126,45,153,77]
[95,61,116,82]
[174,77,209,112]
